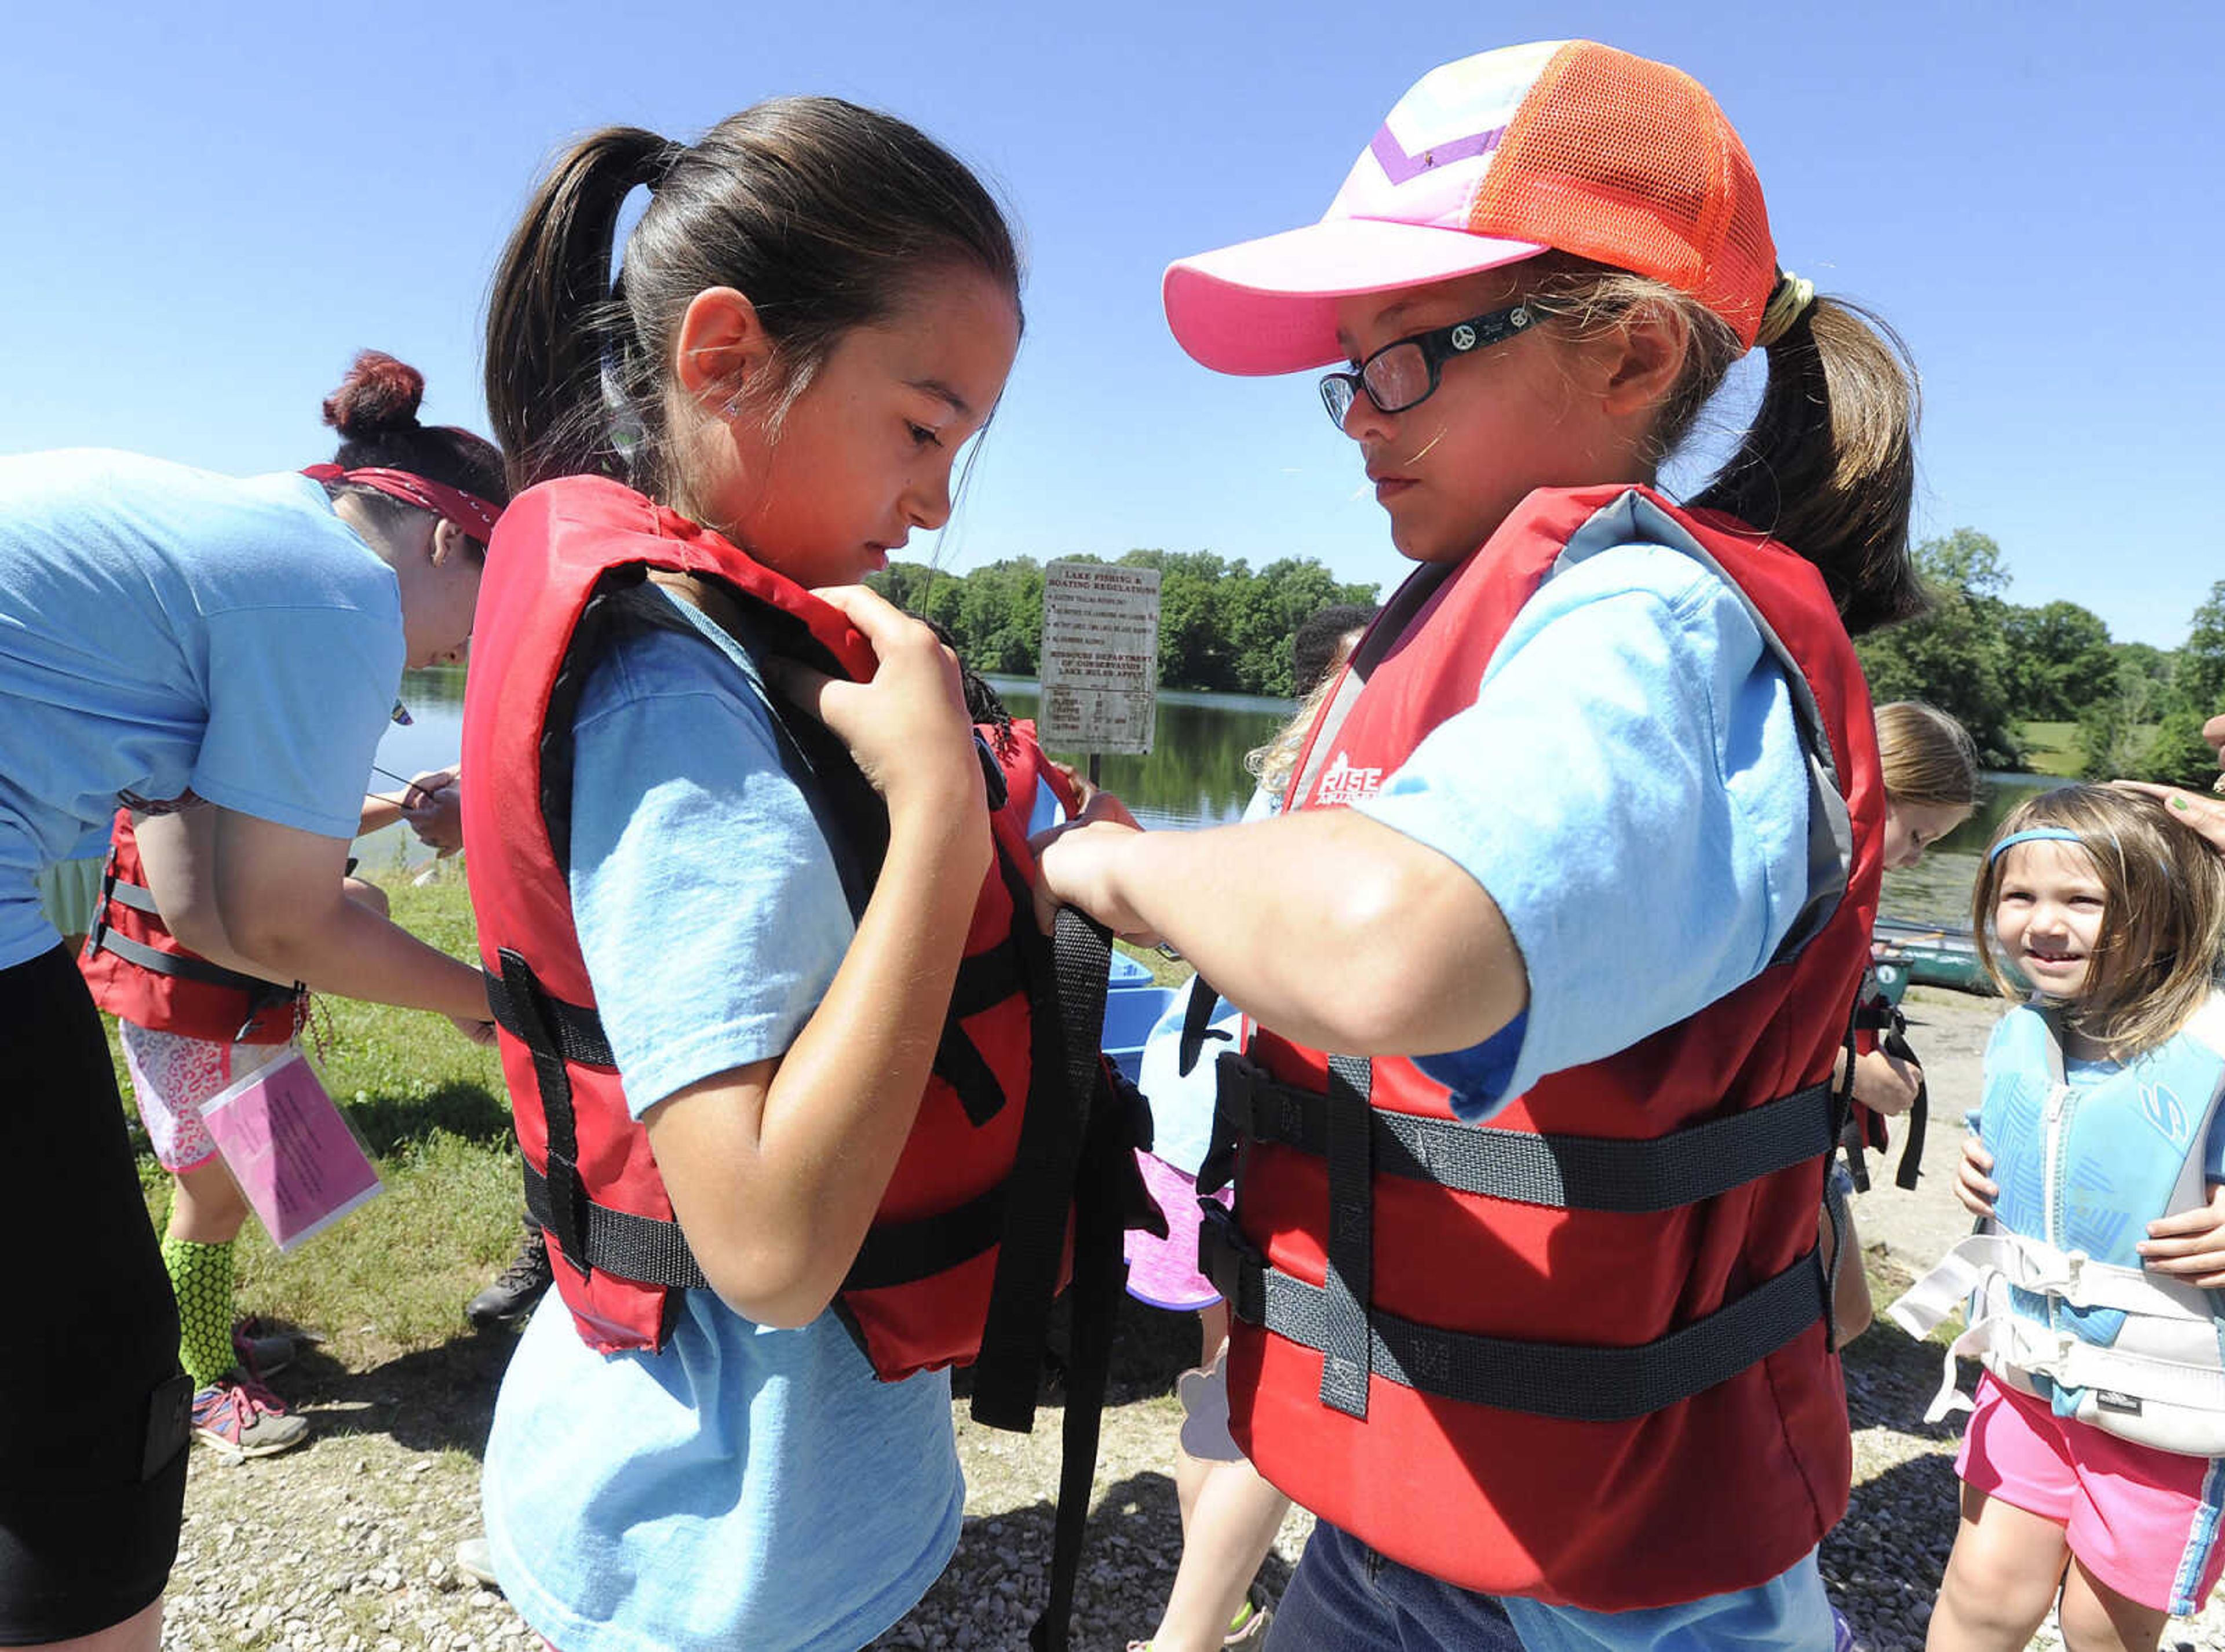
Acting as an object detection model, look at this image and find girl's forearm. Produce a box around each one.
[737,791,992,1320]
[232,898,491,1021]
[1094,809,1529,1056]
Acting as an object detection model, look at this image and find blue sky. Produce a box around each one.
[3,1,2216,644]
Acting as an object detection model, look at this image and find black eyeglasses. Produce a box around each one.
[1318,302,1540,426]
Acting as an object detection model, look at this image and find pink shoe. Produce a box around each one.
[191,1372,309,1458]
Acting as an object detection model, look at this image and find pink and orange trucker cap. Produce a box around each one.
[1163,41,1779,375]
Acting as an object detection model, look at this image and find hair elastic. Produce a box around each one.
[1987,827,2087,864]
[1753,270,1816,349]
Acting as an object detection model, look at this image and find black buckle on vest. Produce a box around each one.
[1196,1200,1261,1322]
[497,949,593,1281]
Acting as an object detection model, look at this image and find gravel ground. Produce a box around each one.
[154,989,2225,1651]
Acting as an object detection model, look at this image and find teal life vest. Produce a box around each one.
[1890,994,2225,1455]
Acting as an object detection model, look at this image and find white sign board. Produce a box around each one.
[1039,562,1162,755]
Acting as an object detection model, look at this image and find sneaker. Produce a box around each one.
[455,1537,501,1591]
[1223,1598,1270,1647]
[1127,1596,1271,1652]
[231,1321,296,1380]
[466,1217,552,1329]
[191,1372,309,1458]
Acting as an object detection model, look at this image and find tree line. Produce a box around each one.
[873,531,2220,785]
[1855,530,2223,783]
[869,551,1379,698]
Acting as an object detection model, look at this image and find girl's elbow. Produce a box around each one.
[696,1239,836,1330]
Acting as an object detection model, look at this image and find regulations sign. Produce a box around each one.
[1039,562,1162,754]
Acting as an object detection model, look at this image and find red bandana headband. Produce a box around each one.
[302,464,505,542]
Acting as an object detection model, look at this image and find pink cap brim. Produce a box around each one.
[1163,217,1546,377]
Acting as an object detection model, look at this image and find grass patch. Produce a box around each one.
[2015,720,2082,778]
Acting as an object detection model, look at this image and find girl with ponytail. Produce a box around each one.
[467,100,1030,1651]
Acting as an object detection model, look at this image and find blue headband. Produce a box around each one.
[1987,827,2087,865]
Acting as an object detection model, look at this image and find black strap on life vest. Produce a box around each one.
[1204,1054,1839,1213]
[1199,1207,1830,1421]
[85,857,304,1038]
[1844,984,1928,1193]
[1176,970,1232,1077]
[1201,1050,1839,1422]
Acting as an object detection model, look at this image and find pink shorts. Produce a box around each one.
[119,1023,284,1174]
[1122,1150,1231,1312]
[1957,1370,2225,1614]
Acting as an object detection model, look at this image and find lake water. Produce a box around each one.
[371,666,2063,929]
[361,668,1293,867]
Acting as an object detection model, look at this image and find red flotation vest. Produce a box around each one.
[79,808,305,1044]
[459,474,1129,1384]
[1198,486,1881,1610]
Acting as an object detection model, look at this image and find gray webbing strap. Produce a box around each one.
[1318,1055,1374,1417]
[101,878,162,916]
[1218,1239,1829,1422]
[1216,1056,1834,1213]
[87,927,287,996]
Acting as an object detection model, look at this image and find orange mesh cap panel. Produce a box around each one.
[1469,41,1777,347]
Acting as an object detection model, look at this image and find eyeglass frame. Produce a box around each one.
[1318,302,1542,427]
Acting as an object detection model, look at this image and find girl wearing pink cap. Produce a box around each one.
[1039,39,1920,1651]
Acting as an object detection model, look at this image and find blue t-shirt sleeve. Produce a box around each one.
[1352,543,1814,1119]
[567,614,854,1117]
[189,606,404,837]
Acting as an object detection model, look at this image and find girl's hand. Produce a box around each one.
[450,1015,499,1048]
[402,767,465,856]
[2140,1184,2225,1288]
[1954,1134,1998,1220]
[2111,781,2225,856]
[1850,1048,1921,1118]
[767,586,983,816]
[1031,815,1159,945]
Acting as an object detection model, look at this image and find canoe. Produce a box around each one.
[1872,917,1991,996]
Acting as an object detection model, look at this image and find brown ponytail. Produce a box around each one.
[484,128,674,495]
[1688,296,1924,635]
[1526,259,1924,637]
[484,99,1022,504]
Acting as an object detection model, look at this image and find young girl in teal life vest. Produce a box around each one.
[1038,37,1921,1652]
[464,101,1053,1652]
[1893,786,2225,1649]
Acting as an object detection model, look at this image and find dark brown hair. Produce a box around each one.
[484,98,1022,502]
[319,351,509,556]
[1523,258,1924,636]
[1973,785,2225,1061]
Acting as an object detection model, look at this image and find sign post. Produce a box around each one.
[1039,562,1162,785]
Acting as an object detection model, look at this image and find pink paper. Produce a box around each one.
[199,1050,382,1251]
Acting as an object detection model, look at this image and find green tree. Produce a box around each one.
[2171,582,2225,719]
[1999,600,2114,722]
[1854,528,2022,768]
[2142,708,2220,787]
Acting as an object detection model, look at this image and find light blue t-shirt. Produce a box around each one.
[480,592,962,1652]
[1354,538,1817,1119]
[1347,535,1829,1649]
[0,450,405,967]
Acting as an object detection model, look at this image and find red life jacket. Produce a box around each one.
[1198,486,1881,1610]
[459,475,1123,1390]
[78,808,305,1044]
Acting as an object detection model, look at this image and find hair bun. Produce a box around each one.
[322,350,426,440]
